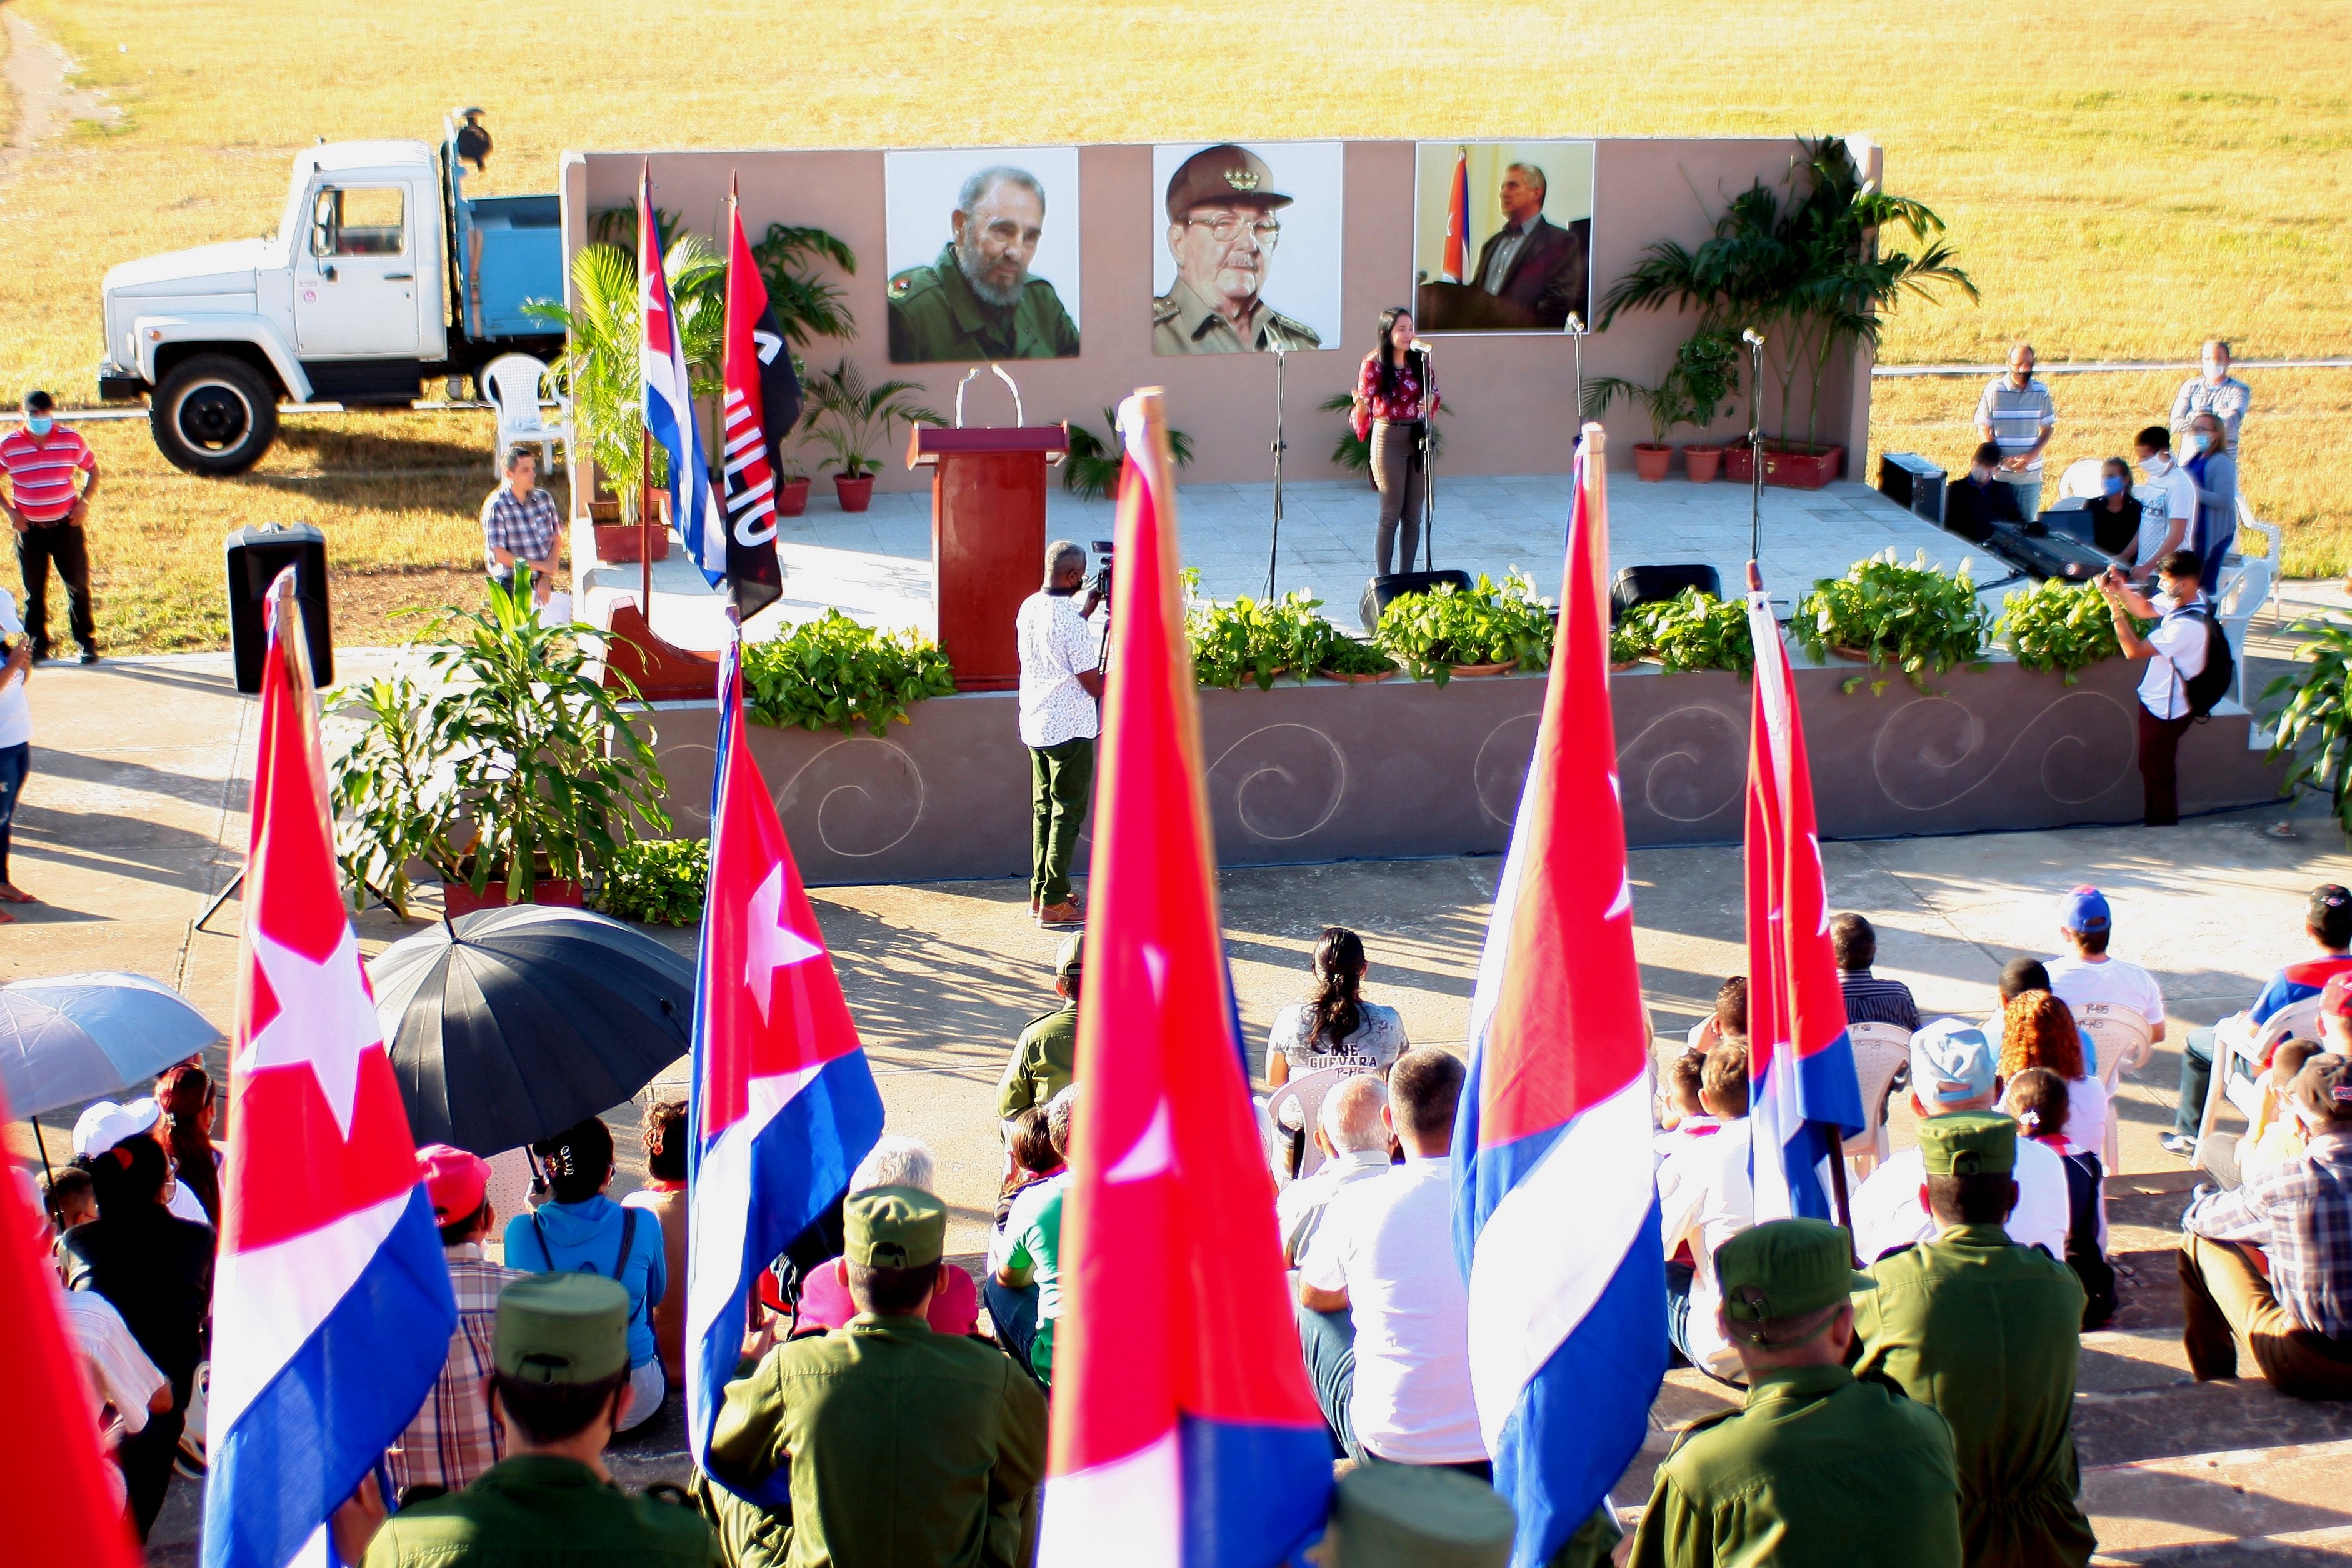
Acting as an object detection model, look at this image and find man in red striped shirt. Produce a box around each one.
[1,391,101,663]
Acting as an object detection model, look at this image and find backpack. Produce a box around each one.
[2177,606,2234,721]
[526,1204,639,1285]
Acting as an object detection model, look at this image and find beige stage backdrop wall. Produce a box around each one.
[559,137,1880,497]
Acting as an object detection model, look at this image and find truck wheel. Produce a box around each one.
[151,356,279,474]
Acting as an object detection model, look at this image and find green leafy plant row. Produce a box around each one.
[1795,549,1993,694]
[596,837,709,926]
[740,609,956,737]
[1612,588,1756,676]
[1375,572,1556,688]
[1996,579,2135,684]
[1183,582,1398,690]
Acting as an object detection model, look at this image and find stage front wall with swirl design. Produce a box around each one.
[630,659,2281,887]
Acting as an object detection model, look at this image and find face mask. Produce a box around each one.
[2141,453,2171,475]
[2193,432,2214,454]
[2203,362,2224,380]
[2102,476,2126,497]
[24,416,51,437]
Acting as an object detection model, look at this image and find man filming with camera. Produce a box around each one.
[1016,541,1104,929]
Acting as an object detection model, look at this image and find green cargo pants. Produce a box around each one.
[1029,736,1096,906]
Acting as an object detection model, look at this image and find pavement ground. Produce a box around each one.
[10,631,2352,1563]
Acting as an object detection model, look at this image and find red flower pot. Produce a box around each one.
[441,877,586,917]
[593,525,669,564]
[1722,442,1845,489]
[833,473,876,512]
[1631,444,1673,482]
[778,476,811,517]
[1683,445,1723,484]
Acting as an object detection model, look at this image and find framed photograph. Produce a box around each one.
[1150,140,1343,356]
[1411,141,1594,333]
[884,146,1083,362]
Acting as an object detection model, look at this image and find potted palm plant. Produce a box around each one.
[327,579,671,916]
[1583,329,1739,482]
[804,359,943,512]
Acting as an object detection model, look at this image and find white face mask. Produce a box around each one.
[2141,453,2171,476]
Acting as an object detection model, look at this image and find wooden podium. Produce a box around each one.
[908,425,1069,691]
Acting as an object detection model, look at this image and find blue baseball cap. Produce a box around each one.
[2058,886,2111,934]
[1909,1018,1997,1107]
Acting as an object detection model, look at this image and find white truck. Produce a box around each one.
[96,119,563,473]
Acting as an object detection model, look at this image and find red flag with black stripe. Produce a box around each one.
[721,178,801,620]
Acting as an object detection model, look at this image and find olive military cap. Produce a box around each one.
[1326,1462,1515,1568]
[1717,1218,1874,1332]
[495,1273,631,1385]
[1917,1110,2018,1176]
[844,1184,946,1270]
[1163,144,1293,219]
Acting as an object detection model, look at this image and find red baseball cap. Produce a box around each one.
[417,1144,490,1223]
[2322,974,2352,1021]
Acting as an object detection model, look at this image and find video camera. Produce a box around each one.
[1089,539,1114,600]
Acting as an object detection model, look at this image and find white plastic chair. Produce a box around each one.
[2055,458,2108,503]
[2195,994,2323,1176]
[482,352,571,477]
[2071,1002,2154,1169]
[2235,495,2283,625]
[1263,1065,1353,1189]
[2213,557,2273,719]
[1841,1021,1914,1178]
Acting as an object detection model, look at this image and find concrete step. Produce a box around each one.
[2086,1438,2352,1563]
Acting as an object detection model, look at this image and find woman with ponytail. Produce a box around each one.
[155,1062,221,1227]
[1264,926,1410,1087]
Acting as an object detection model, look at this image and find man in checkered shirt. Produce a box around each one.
[388,1146,522,1500]
[2179,1051,2352,1399]
[480,445,561,606]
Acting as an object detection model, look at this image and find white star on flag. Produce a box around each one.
[238,923,383,1139]
[744,865,824,1022]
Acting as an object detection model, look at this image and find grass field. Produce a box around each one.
[2,0,2348,647]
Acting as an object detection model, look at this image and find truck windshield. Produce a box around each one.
[309,187,406,257]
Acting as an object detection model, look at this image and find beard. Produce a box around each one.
[956,241,1027,309]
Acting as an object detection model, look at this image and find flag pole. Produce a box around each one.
[1580,421,1611,631]
[1748,555,1858,1246]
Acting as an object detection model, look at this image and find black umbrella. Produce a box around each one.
[369,904,696,1156]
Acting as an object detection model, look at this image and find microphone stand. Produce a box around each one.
[1744,330,1767,564]
[1565,313,1588,446]
[1266,342,1289,601]
[1413,342,1437,573]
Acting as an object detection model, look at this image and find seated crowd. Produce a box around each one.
[33,876,2352,1566]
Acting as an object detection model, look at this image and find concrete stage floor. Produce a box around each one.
[11,638,2352,1562]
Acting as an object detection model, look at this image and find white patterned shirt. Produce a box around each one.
[1016,589,1099,749]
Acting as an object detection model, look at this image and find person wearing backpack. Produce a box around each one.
[503,1117,669,1432]
[2099,550,2233,827]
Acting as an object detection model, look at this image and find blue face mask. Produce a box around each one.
[2102,475,2126,497]
[2192,431,2215,454]
[24,416,51,437]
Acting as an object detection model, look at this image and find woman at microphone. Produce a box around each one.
[1352,306,1440,577]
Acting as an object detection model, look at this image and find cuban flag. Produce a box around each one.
[1441,147,1471,284]
[686,639,885,1494]
[1741,576,1866,1222]
[1038,392,1330,1568]
[204,572,456,1568]
[639,162,723,588]
[1453,445,1664,1568]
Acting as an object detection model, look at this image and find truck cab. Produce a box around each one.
[98,121,560,474]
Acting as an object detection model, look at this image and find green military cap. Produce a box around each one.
[1325,1462,1515,1568]
[844,1184,946,1270]
[495,1273,631,1386]
[1917,1110,2018,1176]
[1056,931,1084,979]
[1716,1218,1874,1332]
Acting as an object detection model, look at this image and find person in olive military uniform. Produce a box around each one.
[996,931,1081,1126]
[1853,1112,2098,1568]
[1629,1219,1963,1568]
[888,164,1080,364]
[356,1274,721,1567]
[701,1186,1049,1568]
[1153,144,1324,356]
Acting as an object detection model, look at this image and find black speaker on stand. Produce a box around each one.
[226,523,331,695]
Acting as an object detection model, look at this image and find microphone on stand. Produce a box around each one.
[1741,327,1764,346]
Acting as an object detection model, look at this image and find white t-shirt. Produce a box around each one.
[1276,1148,1392,1267]
[2043,954,2166,1027]
[59,1286,167,1435]
[1657,1117,1754,1381]
[1268,1001,1410,1077]
[2057,1072,2108,1159]
[1850,1137,2072,1263]
[0,594,31,749]
[2136,462,2198,566]
[2134,593,2212,721]
[1014,590,1100,749]
[1298,1156,1484,1464]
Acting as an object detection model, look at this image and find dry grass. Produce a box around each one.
[1,0,2348,646]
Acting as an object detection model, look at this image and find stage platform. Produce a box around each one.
[575,471,1978,647]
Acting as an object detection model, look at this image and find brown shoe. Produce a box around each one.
[1038,900,1084,929]
[1029,894,1042,917]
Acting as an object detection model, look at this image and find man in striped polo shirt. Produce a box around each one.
[1,391,101,663]
[1973,343,2057,522]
